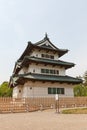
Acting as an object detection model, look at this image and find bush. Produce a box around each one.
[0,81,13,97]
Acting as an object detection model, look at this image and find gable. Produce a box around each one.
[37,40,57,50]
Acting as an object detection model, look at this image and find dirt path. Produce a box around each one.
[0,110,87,130]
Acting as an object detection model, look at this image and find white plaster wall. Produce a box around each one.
[22,86,48,98]
[54,53,59,60]
[13,85,23,98]
[59,68,66,75]
[23,67,28,73]
[28,63,65,76]
[13,87,19,98]
[65,87,74,97]
[21,81,74,98]
[19,69,24,74]
[22,86,28,97]
[30,50,41,57]
[30,49,59,60]
[19,67,28,74]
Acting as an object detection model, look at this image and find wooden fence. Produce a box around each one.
[0,97,87,113]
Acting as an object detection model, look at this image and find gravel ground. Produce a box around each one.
[0,110,87,130]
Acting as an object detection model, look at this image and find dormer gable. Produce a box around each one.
[35,33,58,50]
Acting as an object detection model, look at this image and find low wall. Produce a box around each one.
[0,97,87,113]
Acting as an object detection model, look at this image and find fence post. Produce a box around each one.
[55,94,59,113]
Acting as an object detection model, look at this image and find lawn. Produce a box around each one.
[62,108,87,114]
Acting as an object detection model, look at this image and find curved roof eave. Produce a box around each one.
[14,73,83,85]
[21,56,75,69]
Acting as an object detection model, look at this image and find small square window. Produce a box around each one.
[33,69,35,73]
[19,90,21,93]
[41,54,44,57]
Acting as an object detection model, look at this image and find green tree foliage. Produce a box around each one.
[74,71,87,96]
[74,84,87,96]
[0,82,13,97]
[83,71,87,86]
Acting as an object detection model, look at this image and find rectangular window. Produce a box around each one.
[57,70,59,75]
[48,88,51,94]
[41,54,54,59]
[53,88,57,94]
[61,88,64,94]
[41,69,59,75]
[52,70,54,74]
[50,69,53,74]
[46,69,49,73]
[57,88,64,94]
[54,70,56,74]
[41,69,45,73]
[46,54,49,58]
[50,55,54,59]
[57,88,60,94]
[48,88,64,94]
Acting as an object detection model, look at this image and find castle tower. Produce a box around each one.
[9,35,82,98]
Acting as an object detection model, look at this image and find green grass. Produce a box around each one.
[62,108,87,114]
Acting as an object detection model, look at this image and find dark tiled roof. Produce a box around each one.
[15,73,82,84]
[33,44,68,54]
[19,38,68,60]
[22,56,75,69]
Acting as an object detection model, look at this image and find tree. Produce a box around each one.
[74,84,87,96]
[74,71,87,96]
[0,81,13,97]
[83,71,87,86]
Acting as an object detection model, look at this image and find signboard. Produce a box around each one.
[55,94,59,100]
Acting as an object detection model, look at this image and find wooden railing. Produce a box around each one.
[0,97,87,113]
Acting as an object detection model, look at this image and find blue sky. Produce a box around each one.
[0,0,87,84]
